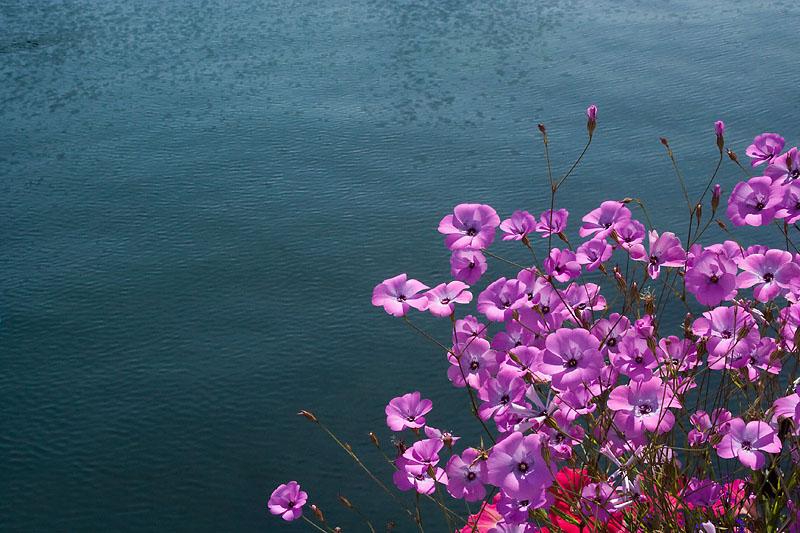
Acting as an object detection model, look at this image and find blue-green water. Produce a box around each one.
[1,1,798,530]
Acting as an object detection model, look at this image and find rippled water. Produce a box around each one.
[1,0,798,530]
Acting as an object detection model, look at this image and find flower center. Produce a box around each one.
[721,330,732,339]
[607,338,617,347]
[518,462,529,472]
[709,274,718,283]
[567,358,578,368]
[397,294,406,301]
[763,272,774,282]
[741,440,752,451]
[468,262,475,268]
[467,228,477,236]
[407,415,415,422]
[604,222,611,229]
[500,394,510,405]
[755,201,765,210]
[635,355,643,364]
[469,361,480,371]
[649,255,659,265]
[288,502,295,508]
[441,298,451,304]
[541,306,550,314]
[467,472,476,481]
[638,404,653,415]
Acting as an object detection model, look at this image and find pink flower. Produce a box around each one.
[692,305,758,360]
[684,249,738,306]
[745,132,785,167]
[580,201,632,239]
[765,146,800,184]
[535,208,569,237]
[385,392,433,431]
[450,249,488,284]
[737,248,800,302]
[478,368,527,420]
[587,105,597,123]
[372,274,429,317]
[501,210,537,241]
[576,238,612,271]
[775,181,800,224]
[539,327,603,392]
[607,377,681,436]
[613,218,646,250]
[439,203,500,250]
[629,230,685,279]
[447,337,499,389]
[715,418,781,469]
[610,335,657,382]
[424,281,472,317]
[715,121,725,138]
[486,432,555,501]
[543,248,581,282]
[726,176,782,226]
[424,426,460,447]
[268,481,307,521]
[445,447,488,501]
[477,277,528,322]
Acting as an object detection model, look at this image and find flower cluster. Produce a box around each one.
[271,112,800,533]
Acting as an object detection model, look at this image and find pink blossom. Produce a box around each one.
[398,438,443,475]
[684,248,738,306]
[439,203,500,250]
[607,377,681,436]
[477,277,528,322]
[543,248,581,282]
[610,335,657,382]
[453,314,487,343]
[715,418,781,469]
[726,176,782,226]
[613,218,646,250]
[486,432,555,501]
[656,336,698,372]
[424,426,460,447]
[765,146,800,183]
[478,368,527,420]
[629,230,685,279]
[576,238,612,271]
[450,249,488,284]
[447,337,499,389]
[501,210,537,241]
[539,327,603,391]
[385,392,433,431]
[445,448,488,502]
[580,201,632,239]
[746,132,785,167]
[535,208,569,237]
[372,274,429,317]
[424,281,473,317]
[268,481,308,521]
[393,461,447,495]
[693,305,758,361]
[775,181,800,224]
[737,248,800,302]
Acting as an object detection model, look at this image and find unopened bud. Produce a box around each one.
[621,197,634,204]
[334,528,342,533]
[683,313,694,339]
[715,121,725,153]
[695,203,702,224]
[299,410,318,423]
[727,148,739,162]
[541,442,552,466]
[557,231,569,244]
[712,184,721,212]
[631,282,639,302]
[311,504,324,522]
[614,266,627,292]
[538,124,546,134]
[387,522,396,530]
[660,137,669,148]
[586,105,597,136]
[369,432,379,447]
[338,494,353,508]
[598,263,607,275]
[716,219,727,230]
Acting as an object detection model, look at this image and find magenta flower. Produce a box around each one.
[425,281,473,317]
[715,121,725,138]
[587,104,597,122]
[692,305,758,360]
[385,392,433,431]
[450,249,488,285]
[477,277,528,322]
[688,408,732,446]
[581,482,619,522]
[439,203,500,250]
[746,133,785,167]
[399,438,443,475]
[580,201,632,239]
[683,478,722,508]
[372,274,429,317]
[496,493,540,525]
[765,146,800,184]
[656,336,698,372]
[486,432,555,500]
[447,337,499,389]
[539,327,603,391]
[535,208,569,237]
[543,248,581,282]
[478,368,527,420]
[445,447,488,501]
[613,218,646,250]
[424,426,460,447]
[684,249,738,306]
[576,238,613,271]
[501,210,537,241]
[629,230,686,279]
[610,335,657,382]
[393,461,447,495]
[726,176,783,226]
[491,320,536,351]
[607,377,681,436]
[775,181,800,224]
[715,418,781,469]
[738,249,800,302]
[268,481,308,521]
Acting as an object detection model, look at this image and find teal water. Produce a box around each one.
[1,1,798,530]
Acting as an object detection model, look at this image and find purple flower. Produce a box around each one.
[610,335,657,382]
[535,208,569,237]
[765,146,800,184]
[543,248,581,282]
[268,481,308,521]
[478,368,527,420]
[683,478,722,508]
[684,249,738,306]
[629,230,685,279]
[425,281,473,317]
[450,249,488,285]
[453,314,487,343]
[715,418,781,469]
[424,426,460,447]
[727,176,783,226]
[445,447,487,501]
[477,277,528,322]
[737,249,800,302]
[486,432,555,500]
[580,201,632,239]
[656,336,698,372]
[692,305,758,360]
[399,438,443,475]
[581,482,619,522]
[607,377,681,436]
[447,337,499,389]
[587,105,597,122]
[385,392,433,431]
[715,121,725,138]
[372,274,429,317]
[613,218,646,250]
[775,181,800,224]
[539,327,603,392]
[393,461,447,495]
[746,133,785,167]
[576,238,613,271]
[439,203,500,250]
[501,210,537,241]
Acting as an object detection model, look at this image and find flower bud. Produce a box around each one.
[369,432,379,447]
[660,137,669,148]
[538,123,546,134]
[716,219,727,230]
[711,184,721,212]
[726,148,738,163]
[311,504,324,522]
[715,121,725,153]
[695,203,702,224]
[338,494,353,508]
[586,105,597,136]
[298,410,318,423]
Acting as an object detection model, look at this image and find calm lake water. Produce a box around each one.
[2,0,798,530]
